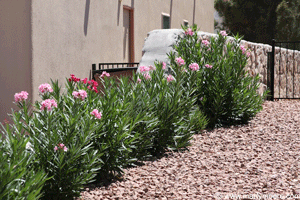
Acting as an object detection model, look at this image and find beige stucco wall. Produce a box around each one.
[134,0,214,61]
[0,0,213,122]
[0,0,32,123]
[31,0,214,102]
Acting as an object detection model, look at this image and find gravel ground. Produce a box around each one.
[79,100,300,200]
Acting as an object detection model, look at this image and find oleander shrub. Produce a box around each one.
[92,76,143,179]
[112,76,159,161]
[169,25,267,128]
[0,121,47,200]
[13,80,102,200]
[133,61,205,156]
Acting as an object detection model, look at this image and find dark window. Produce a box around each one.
[162,15,170,29]
[184,21,189,27]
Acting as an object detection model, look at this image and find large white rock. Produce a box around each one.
[138,29,300,98]
[138,29,183,70]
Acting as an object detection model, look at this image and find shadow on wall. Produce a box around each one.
[84,0,90,36]
[117,1,121,26]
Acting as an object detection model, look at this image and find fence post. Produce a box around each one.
[270,39,275,101]
[92,64,96,80]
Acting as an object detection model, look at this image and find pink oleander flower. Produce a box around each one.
[88,80,98,87]
[144,73,151,80]
[149,65,156,71]
[87,80,99,93]
[69,74,80,82]
[72,90,87,100]
[87,86,98,93]
[201,39,210,47]
[40,99,57,111]
[38,83,53,94]
[162,62,166,70]
[167,74,174,82]
[240,45,247,54]
[175,57,185,66]
[246,51,251,58]
[91,109,102,119]
[205,64,213,69]
[14,91,29,103]
[81,78,88,84]
[189,63,200,71]
[137,78,142,83]
[54,143,68,152]
[139,66,150,72]
[185,28,194,36]
[100,71,110,78]
[220,30,228,36]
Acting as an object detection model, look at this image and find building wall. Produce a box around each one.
[0,0,214,122]
[31,0,214,102]
[0,0,32,122]
[134,0,214,62]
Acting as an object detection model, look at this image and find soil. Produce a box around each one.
[78,100,300,200]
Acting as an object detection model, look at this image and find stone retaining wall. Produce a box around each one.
[139,29,300,97]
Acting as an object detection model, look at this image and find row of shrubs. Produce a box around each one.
[0,25,266,200]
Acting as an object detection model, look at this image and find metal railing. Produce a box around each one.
[268,40,300,100]
[91,62,139,80]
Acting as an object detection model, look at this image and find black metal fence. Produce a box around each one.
[91,62,139,80]
[268,40,300,100]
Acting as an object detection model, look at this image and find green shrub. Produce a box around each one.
[93,76,142,179]
[133,61,203,156]
[113,76,159,161]
[170,25,266,128]
[13,80,102,199]
[0,122,47,200]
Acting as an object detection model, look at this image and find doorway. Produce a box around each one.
[123,6,134,63]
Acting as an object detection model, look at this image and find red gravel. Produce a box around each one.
[79,100,300,200]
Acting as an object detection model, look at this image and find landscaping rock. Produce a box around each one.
[79,100,300,199]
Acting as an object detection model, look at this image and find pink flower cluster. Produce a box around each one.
[185,28,194,36]
[220,30,228,36]
[167,74,174,82]
[240,45,251,57]
[137,78,142,83]
[189,63,200,71]
[87,80,98,93]
[139,66,150,72]
[54,143,68,152]
[205,64,213,69]
[69,74,81,82]
[246,51,251,57]
[72,90,87,100]
[149,65,156,71]
[100,71,110,78]
[240,45,246,54]
[139,65,156,73]
[14,91,29,103]
[81,78,88,84]
[202,40,210,47]
[40,99,57,111]
[91,109,102,119]
[38,83,53,94]
[175,57,185,66]
[144,73,151,80]
[162,62,166,70]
